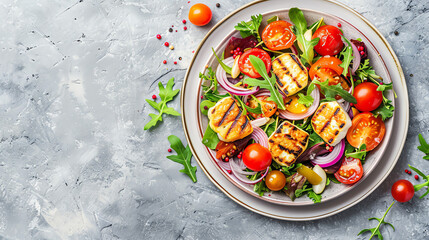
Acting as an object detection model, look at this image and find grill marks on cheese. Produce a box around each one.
[272,53,308,96]
[268,121,309,166]
[311,101,352,146]
[208,97,253,142]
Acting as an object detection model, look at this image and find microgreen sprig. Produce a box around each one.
[358,201,395,240]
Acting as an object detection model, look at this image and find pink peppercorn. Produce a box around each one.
[168,148,172,152]
[337,23,342,27]
[156,34,162,40]
[182,19,187,24]
[163,60,167,64]
[152,95,157,99]
[164,42,169,47]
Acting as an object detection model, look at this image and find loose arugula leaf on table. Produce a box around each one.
[408,164,429,199]
[312,79,357,104]
[339,36,354,76]
[297,82,316,107]
[202,125,220,150]
[212,48,232,74]
[244,55,286,110]
[345,144,368,162]
[417,133,429,160]
[358,201,395,240]
[234,14,263,41]
[144,78,180,130]
[289,8,320,65]
[167,135,197,183]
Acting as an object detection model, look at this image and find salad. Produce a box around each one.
[199,8,395,203]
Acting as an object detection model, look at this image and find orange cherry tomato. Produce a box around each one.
[188,3,212,26]
[261,20,296,50]
[346,112,386,151]
[248,96,278,119]
[265,170,286,191]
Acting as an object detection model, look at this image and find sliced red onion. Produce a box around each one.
[291,45,298,55]
[216,57,259,96]
[337,99,351,112]
[350,40,361,74]
[348,107,354,119]
[250,126,269,148]
[216,159,231,171]
[230,162,269,185]
[229,157,257,176]
[296,142,330,163]
[250,117,270,127]
[311,139,345,168]
[278,87,320,120]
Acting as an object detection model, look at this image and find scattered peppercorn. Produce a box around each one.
[168,148,172,152]
[201,95,203,99]
[174,61,177,65]
[358,46,364,51]
[227,170,232,174]
[163,60,167,64]
[415,175,419,180]
[216,3,220,8]
[179,57,182,60]
[405,169,408,173]
[182,19,187,24]
[156,34,162,39]
[239,75,243,79]
[360,51,365,55]
[244,83,248,88]
[184,26,187,30]
[152,94,157,99]
[204,106,208,110]
[410,74,413,77]
[164,42,169,47]
[337,23,342,27]
[237,154,242,159]
[394,30,399,36]
[225,157,229,162]
[169,45,174,50]
[407,170,412,175]
[169,28,173,32]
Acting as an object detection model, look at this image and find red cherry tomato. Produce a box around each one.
[334,157,363,184]
[238,48,271,78]
[391,179,415,202]
[346,112,386,151]
[242,143,272,172]
[188,3,212,26]
[312,25,344,56]
[353,82,383,112]
[261,20,296,50]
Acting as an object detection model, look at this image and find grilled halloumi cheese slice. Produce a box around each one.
[268,121,309,166]
[208,97,253,142]
[272,53,308,96]
[311,101,352,146]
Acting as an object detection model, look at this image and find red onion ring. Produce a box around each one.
[216,159,231,171]
[230,162,269,184]
[337,99,351,112]
[250,117,270,127]
[311,139,345,168]
[216,57,259,96]
[350,40,361,74]
[229,157,257,176]
[250,126,269,148]
[291,45,298,55]
[278,87,320,120]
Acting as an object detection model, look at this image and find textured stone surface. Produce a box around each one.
[0,0,428,239]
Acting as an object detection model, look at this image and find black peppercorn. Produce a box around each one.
[216,3,220,8]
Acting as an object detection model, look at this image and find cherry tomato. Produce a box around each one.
[265,170,286,191]
[312,25,344,56]
[188,3,212,26]
[284,95,308,114]
[238,48,271,78]
[309,56,343,82]
[353,82,383,112]
[215,141,237,160]
[242,143,272,171]
[391,179,415,202]
[346,112,386,151]
[248,96,278,119]
[261,20,296,50]
[334,157,363,184]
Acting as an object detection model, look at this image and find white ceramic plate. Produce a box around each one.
[181,0,408,220]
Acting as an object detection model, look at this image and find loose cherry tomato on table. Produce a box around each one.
[353,82,383,112]
[334,157,364,184]
[261,20,296,50]
[391,179,414,202]
[346,112,386,151]
[312,25,344,56]
[242,143,272,171]
[248,96,278,119]
[265,170,287,191]
[188,3,212,26]
[238,48,271,78]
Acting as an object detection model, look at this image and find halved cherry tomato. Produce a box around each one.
[265,170,287,191]
[238,48,271,78]
[346,112,386,151]
[262,20,296,50]
[309,56,343,81]
[312,25,344,56]
[242,143,272,171]
[188,3,212,26]
[391,179,415,202]
[284,95,308,114]
[215,141,237,160]
[248,96,278,118]
[334,157,363,184]
[353,82,383,112]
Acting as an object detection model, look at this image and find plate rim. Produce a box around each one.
[180,0,409,220]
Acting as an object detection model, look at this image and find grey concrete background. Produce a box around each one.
[0,0,428,239]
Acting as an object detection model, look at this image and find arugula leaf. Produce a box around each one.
[376,82,393,92]
[355,59,382,82]
[244,55,286,110]
[281,163,302,176]
[253,177,270,196]
[234,14,263,41]
[372,100,394,121]
[235,95,263,114]
[204,92,228,102]
[295,184,312,197]
[417,133,429,160]
[297,82,316,107]
[312,79,357,103]
[308,132,325,148]
[345,144,368,162]
[202,125,220,150]
[267,15,279,24]
[167,135,197,182]
[339,36,354,76]
[358,201,395,240]
[200,100,216,115]
[200,67,218,94]
[308,190,322,203]
[144,78,180,130]
[408,164,429,199]
[289,8,319,65]
[212,48,232,74]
